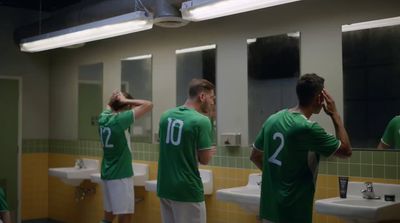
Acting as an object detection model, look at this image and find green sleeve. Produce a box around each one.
[253,124,265,152]
[0,188,8,211]
[197,116,212,150]
[381,117,396,146]
[308,123,340,157]
[117,110,134,130]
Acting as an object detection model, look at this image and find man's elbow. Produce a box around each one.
[199,159,210,165]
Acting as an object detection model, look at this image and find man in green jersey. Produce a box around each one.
[0,187,11,223]
[250,73,352,223]
[157,79,216,223]
[378,116,400,149]
[99,91,152,223]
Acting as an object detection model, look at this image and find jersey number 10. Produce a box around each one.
[166,118,184,146]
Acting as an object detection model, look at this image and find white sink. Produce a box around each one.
[90,163,149,186]
[145,169,213,195]
[315,182,400,223]
[216,173,261,214]
[48,159,99,186]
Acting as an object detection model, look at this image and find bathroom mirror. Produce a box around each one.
[342,18,400,150]
[78,63,103,140]
[121,54,153,143]
[176,44,216,143]
[247,32,300,143]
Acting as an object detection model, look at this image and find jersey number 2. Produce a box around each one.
[268,132,284,166]
[100,127,114,148]
[166,118,184,146]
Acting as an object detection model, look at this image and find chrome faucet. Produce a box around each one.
[361,182,380,199]
[75,159,85,169]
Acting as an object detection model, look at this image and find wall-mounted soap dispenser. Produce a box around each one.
[221,133,241,147]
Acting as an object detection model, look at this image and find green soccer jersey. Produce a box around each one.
[0,187,8,211]
[253,109,340,223]
[98,109,135,180]
[381,116,400,149]
[157,106,213,202]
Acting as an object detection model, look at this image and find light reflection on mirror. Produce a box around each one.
[247,32,300,143]
[78,63,103,140]
[121,54,153,143]
[342,17,400,150]
[176,44,217,144]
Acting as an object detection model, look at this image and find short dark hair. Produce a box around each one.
[188,78,215,99]
[296,73,324,106]
[108,91,133,111]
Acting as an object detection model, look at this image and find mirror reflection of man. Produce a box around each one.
[378,116,400,149]
[0,187,11,223]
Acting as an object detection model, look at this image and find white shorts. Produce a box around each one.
[160,198,206,223]
[102,177,134,214]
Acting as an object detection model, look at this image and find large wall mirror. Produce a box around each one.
[121,54,153,143]
[342,18,400,150]
[78,63,103,140]
[176,44,216,143]
[248,32,300,143]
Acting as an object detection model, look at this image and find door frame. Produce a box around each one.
[0,76,22,223]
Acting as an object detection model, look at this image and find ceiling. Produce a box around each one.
[0,0,84,12]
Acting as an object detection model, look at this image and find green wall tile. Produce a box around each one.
[338,163,349,176]
[385,166,397,179]
[360,165,372,178]
[373,152,384,165]
[373,165,384,178]
[349,151,361,164]
[349,164,361,177]
[361,152,373,164]
[318,162,327,174]
[384,152,397,165]
[327,162,337,175]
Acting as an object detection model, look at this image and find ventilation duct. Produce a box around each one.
[14,0,190,45]
[153,0,189,28]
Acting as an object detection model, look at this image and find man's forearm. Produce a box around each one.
[331,112,351,155]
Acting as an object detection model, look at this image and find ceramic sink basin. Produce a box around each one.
[216,173,261,214]
[90,163,149,186]
[145,169,213,195]
[48,159,99,186]
[315,182,400,223]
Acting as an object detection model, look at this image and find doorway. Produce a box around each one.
[0,77,21,222]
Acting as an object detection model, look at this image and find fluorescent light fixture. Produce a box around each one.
[342,16,400,32]
[176,44,216,54]
[181,0,301,21]
[20,11,153,52]
[122,54,152,61]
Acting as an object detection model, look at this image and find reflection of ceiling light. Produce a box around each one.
[247,38,257,44]
[176,44,216,54]
[287,32,300,38]
[123,54,152,61]
[20,11,153,52]
[181,0,301,21]
[342,16,400,32]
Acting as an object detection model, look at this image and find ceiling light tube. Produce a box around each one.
[342,16,400,32]
[181,0,301,21]
[176,44,216,54]
[20,11,153,52]
[122,54,152,61]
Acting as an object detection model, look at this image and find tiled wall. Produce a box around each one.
[22,139,400,223]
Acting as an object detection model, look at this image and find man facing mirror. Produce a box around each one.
[250,73,352,223]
